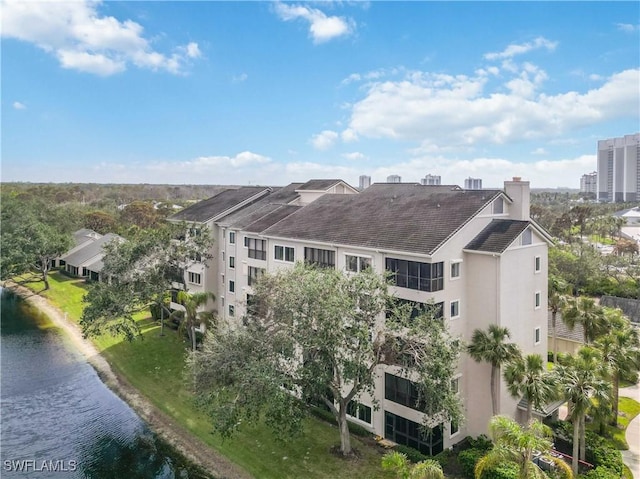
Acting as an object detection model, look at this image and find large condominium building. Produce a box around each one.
[464,177,482,190]
[169,178,551,455]
[387,174,402,183]
[580,172,597,195]
[421,174,442,186]
[359,175,372,190]
[597,133,640,202]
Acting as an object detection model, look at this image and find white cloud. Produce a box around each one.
[232,73,248,83]
[342,152,366,161]
[1,0,200,75]
[616,23,639,33]
[274,2,354,44]
[12,101,26,110]
[343,67,639,147]
[531,148,547,155]
[310,130,339,150]
[484,36,557,61]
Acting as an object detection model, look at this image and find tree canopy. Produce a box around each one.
[187,262,464,456]
[80,223,213,341]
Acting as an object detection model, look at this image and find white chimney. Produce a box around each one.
[504,177,530,220]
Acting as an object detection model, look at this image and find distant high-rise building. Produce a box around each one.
[464,177,482,190]
[580,172,597,195]
[387,174,402,183]
[421,174,441,186]
[597,133,640,202]
[359,175,371,190]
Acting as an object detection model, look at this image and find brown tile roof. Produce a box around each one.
[464,219,530,253]
[264,183,502,255]
[168,187,270,223]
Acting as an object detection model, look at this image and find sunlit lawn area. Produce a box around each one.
[587,396,640,450]
[19,271,393,479]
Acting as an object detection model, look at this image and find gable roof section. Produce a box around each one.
[296,179,345,191]
[62,233,124,266]
[244,205,302,233]
[73,228,101,246]
[168,187,271,223]
[264,184,502,256]
[464,219,530,254]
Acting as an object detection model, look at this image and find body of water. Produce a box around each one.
[0,288,210,478]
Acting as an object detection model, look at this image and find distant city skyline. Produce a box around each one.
[2,1,639,188]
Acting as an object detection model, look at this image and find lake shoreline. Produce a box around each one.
[1,280,252,479]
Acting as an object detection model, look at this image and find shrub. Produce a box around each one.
[480,463,519,479]
[468,434,493,452]
[580,466,621,479]
[458,448,486,479]
[393,444,430,463]
[586,446,623,476]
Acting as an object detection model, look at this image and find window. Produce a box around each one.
[345,255,372,272]
[246,237,267,260]
[304,247,335,268]
[450,377,460,395]
[347,401,372,424]
[188,272,201,285]
[384,411,443,456]
[535,327,541,345]
[385,373,425,411]
[522,228,532,245]
[229,256,235,269]
[275,245,295,262]
[450,300,460,319]
[385,258,444,292]
[228,305,235,317]
[229,280,235,293]
[492,198,504,214]
[229,231,235,244]
[450,421,459,436]
[450,261,461,279]
[248,266,265,287]
[534,256,541,273]
[535,291,541,309]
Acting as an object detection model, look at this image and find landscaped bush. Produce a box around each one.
[580,466,621,479]
[458,448,486,479]
[586,446,623,476]
[467,434,493,452]
[393,444,430,463]
[479,463,519,479]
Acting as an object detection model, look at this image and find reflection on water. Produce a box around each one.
[0,288,211,478]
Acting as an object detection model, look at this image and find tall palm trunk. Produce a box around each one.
[491,365,499,416]
[579,415,586,461]
[572,415,580,477]
[611,373,620,426]
[551,311,558,363]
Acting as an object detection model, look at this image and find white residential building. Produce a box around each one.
[580,172,597,195]
[464,177,482,190]
[169,178,551,455]
[421,174,442,186]
[387,175,402,183]
[359,175,372,190]
[597,133,640,202]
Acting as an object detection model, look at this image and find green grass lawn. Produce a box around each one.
[19,271,394,479]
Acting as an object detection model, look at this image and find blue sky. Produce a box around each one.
[2,1,639,188]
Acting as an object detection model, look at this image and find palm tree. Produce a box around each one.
[504,353,558,423]
[595,308,640,427]
[548,277,569,363]
[381,451,444,479]
[474,416,572,479]
[175,290,215,351]
[554,347,611,477]
[467,325,521,416]
[562,297,606,345]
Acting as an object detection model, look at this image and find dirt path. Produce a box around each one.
[2,281,253,479]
